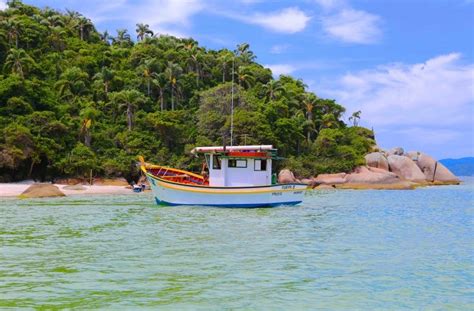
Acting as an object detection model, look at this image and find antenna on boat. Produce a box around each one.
[230,57,235,146]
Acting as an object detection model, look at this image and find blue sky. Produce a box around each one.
[2,0,473,159]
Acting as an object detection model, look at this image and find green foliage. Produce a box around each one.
[0,1,375,181]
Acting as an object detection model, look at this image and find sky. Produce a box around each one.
[2,0,473,159]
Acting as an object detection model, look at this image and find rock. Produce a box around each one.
[314,173,347,185]
[408,152,460,183]
[387,155,426,182]
[344,166,400,184]
[278,169,297,183]
[388,147,404,156]
[20,183,65,198]
[300,178,320,188]
[365,152,389,171]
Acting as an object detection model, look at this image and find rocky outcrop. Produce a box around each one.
[278,169,297,183]
[407,151,459,183]
[387,155,426,182]
[344,166,399,184]
[314,173,346,185]
[388,147,404,156]
[365,152,389,171]
[20,183,65,198]
[282,146,460,190]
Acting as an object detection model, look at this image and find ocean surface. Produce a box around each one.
[1,178,473,310]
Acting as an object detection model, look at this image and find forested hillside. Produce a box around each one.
[0,1,375,182]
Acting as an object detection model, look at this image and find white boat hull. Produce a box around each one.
[146,175,307,207]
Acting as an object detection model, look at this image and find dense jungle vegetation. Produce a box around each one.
[0,1,375,182]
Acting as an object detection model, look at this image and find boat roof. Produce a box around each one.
[191,145,274,154]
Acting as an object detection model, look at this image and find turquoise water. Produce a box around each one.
[1,179,473,309]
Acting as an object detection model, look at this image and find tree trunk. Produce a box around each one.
[84,131,91,147]
[171,87,174,110]
[28,159,35,178]
[147,80,151,96]
[222,64,225,82]
[160,88,164,111]
[127,105,133,131]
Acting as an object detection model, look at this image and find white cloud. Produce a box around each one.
[321,53,474,158]
[270,44,290,54]
[62,0,204,38]
[265,64,296,76]
[251,7,311,33]
[0,0,7,11]
[322,8,381,44]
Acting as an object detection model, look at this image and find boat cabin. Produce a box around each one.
[191,145,277,187]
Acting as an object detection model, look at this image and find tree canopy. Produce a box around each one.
[0,1,374,182]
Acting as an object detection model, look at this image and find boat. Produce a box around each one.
[140,145,308,207]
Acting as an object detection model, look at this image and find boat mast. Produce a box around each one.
[230,57,234,146]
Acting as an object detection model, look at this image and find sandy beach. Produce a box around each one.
[0,183,134,197]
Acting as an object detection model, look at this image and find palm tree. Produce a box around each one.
[139,58,159,96]
[113,29,132,47]
[349,110,362,126]
[110,90,146,131]
[93,67,114,98]
[55,67,89,101]
[302,93,317,143]
[234,66,255,89]
[79,106,100,147]
[165,62,183,110]
[64,9,81,34]
[235,42,256,63]
[151,72,167,111]
[1,19,21,48]
[40,14,64,28]
[77,17,94,41]
[217,50,233,82]
[136,23,153,41]
[100,30,112,44]
[178,42,203,86]
[4,48,35,78]
[263,79,284,101]
[47,26,66,51]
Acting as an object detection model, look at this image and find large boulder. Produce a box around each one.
[314,173,346,185]
[344,166,400,184]
[20,183,65,198]
[388,147,404,156]
[278,169,297,184]
[387,155,426,182]
[407,151,459,183]
[300,178,319,188]
[365,152,389,171]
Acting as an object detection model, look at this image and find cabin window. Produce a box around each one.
[228,159,247,168]
[254,159,267,171]
[212,155,221,170]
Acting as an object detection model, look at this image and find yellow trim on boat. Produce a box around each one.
[141,164,204,180]
[151,174,306,194]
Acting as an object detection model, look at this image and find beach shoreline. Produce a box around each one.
[0,183,135,198]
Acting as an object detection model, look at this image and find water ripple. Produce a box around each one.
[1,180,473,309]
